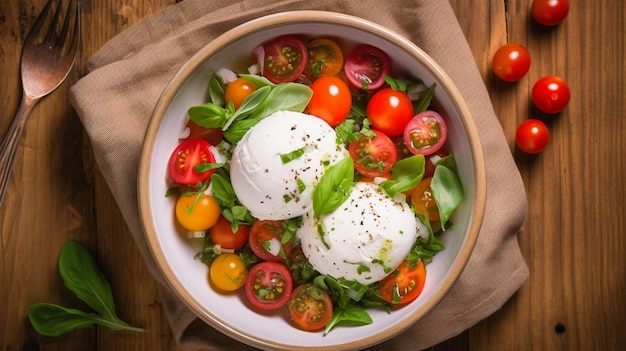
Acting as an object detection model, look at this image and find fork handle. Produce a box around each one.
[0,94,39,206]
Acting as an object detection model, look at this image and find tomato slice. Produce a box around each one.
[167,139,217,185]
[262,35,308,83]
[409,177,440,221]
[403,110,448,156]
[306,76,352,126]
[305,38,344,78]
[366,88,414,137]
[248,220,293,261]
[343,44,390,90]
[287,283,333,331]
[209,215,250,250]
[348,129,398,178]
[378,259,426,304]
[245,261,293,310]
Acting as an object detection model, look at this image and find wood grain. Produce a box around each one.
[1,0,624,350]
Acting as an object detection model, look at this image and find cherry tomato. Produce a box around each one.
[378,259,426,305]
[181,120,223,145]
[245,261,293,310]
[248,220,293,261]
[348,129,398,178]
[491,43,531,82]
[306,76,352,126]
[168,139,217,185]
[366,88,414,136]
[531,0,569,26]
[225,77,257,110]
[305,38,344,78]
[287,283,333,331]
[175,193,221,231]
[516,119,550,154]
[532,75,571,114]
[409,177,440,221]
[209,215,250,250]
[210,253,246,292]
[403,110,448,156]
[262,35,308,83]
[343,44,390,90]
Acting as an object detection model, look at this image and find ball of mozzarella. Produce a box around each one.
[297,182,427,285]
[230,111,347,220]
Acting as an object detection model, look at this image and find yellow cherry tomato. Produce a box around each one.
[175,193,220,231]
[210,253,246,291]
[224,77,257,110]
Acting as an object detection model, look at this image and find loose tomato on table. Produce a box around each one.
[403,110,448,156]
[305,38,344,78]
[378,259,426,305]
[287,283,333,331]
[515,119,550,154]
[532,75,571,114]
[531,0,569,26]
[245,261,294,310]
[343,44,390,91]
[366,88,414,137]
[209,215,250,250]
[175,193,221,232]
[248,220,293,261]
[210,253,246,292]
[348,129,398,178]
[168,139,217,185]
[491,43,531,82]
[224,77,257,109]
[262,35,308,83]
[409,177,440,222]
[306,76,352,126]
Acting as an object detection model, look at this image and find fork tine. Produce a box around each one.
[44,0,64,45]
[26,0,53,43]
[58,0,79,55]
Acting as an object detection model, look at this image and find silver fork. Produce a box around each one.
[0,0,80,206]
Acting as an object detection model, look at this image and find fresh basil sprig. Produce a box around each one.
[312,157,354,216]
[210,169,254,232]
[27,241,144,336]
[379,154,425,198]
[249,82,313,120]
[431,164,463,229]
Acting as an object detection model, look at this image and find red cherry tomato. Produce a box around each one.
[287,283,333,331]
[403,110,448,156]
[343,44,390,91]
[209,215,250,250]
[516,119,550,154]
[378,259,426,304]
[492,43,531,82]
[262,35,308,83]
[348,129,398,178]
[531,0,569,26]
[306,76,352,126]
[305,38,344,78]
[181,120,223,145]
[532,75,571,114]
[366,88,414,136]
[167,139,217,185]
[248,220,293,261]
[245,261,293,310]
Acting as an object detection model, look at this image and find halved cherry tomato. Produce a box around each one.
[287,283,333,331]
[306,76,352,126]
[366,88,414,137]
[378,259,426,304]
[348,129,398,178]
[531,0,569,26]
[210,253,246,292]
[245,261,293,310]
[175,193,221,231]
[516,119,550,154]
[532,75,571,114]
[225,77,257,110]
[409,177,440,221]
[209,215,250,250]
[262,35,308,83]
[343,44,390,90]
[168,139,217,185]
[403,110,448,156]
[305,38,344,78]
[248,220,293,261]
[491,43,531,82]
[181,120,223,145]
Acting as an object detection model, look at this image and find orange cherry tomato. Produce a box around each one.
[225,77,257,110]
[409,177,440,221]
[175,193,220,231]
[305,38,344,78]
[378,259,426,304]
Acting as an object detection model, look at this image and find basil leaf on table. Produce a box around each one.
[431,164,464,229]
[312,157,354,216]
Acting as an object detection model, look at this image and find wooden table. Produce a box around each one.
[1,0,624,350]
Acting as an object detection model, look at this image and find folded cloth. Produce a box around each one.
[70,0,529,349]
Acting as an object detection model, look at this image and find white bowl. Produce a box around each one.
[138,10,486,351]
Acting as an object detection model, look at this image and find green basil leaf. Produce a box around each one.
[224,118,261,144]
[27,303,97,336]
[208,73,225,106]
[249,83,313,120]
[324,305,373,336]
[210,172,237,208]
[223,86,271,130]
[313,157,354,216]
[431,165,463,229]
[413,83,436,113]
[279,147,306,164]
[58,241,120,322]
[188,103,229,129]
[240,74,276,88]
[380,154,425,197]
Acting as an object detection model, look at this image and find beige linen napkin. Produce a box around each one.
[70,0,529,349]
